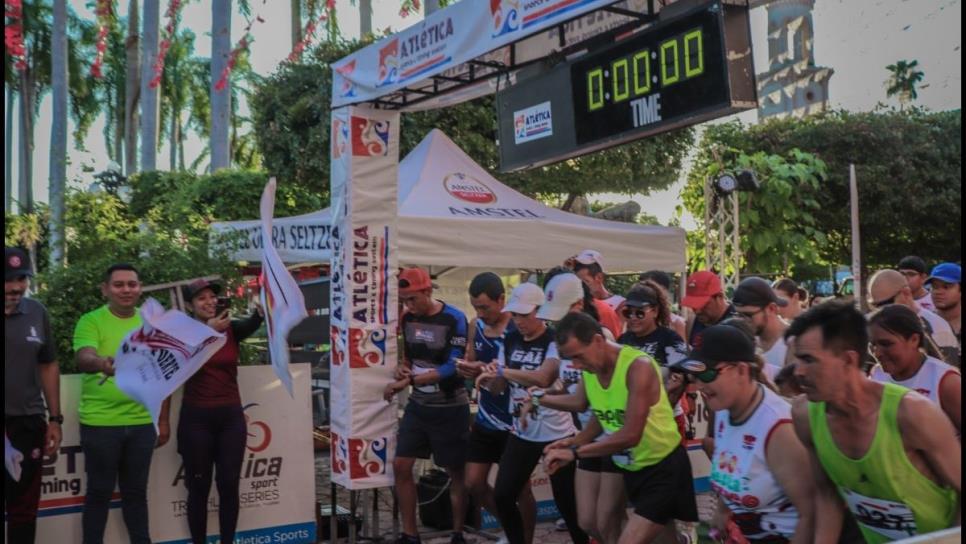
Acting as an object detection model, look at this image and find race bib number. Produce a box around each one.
[841,488,918,540]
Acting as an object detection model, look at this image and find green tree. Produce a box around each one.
[885,60,925,110]
[680,148,827,276]
[684,109,961,273]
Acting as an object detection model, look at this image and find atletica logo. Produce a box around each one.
[444,173,496,204]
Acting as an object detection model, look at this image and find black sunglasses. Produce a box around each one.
[871,294,898,308]
[621,306,651,319]
[691,363,736,384]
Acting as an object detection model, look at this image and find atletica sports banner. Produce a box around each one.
[114,298,226,427]
[329,106,401,489]
[260,177,309,397]
[32,365,316,544]
[331,0,635,108]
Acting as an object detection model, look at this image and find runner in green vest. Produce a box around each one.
[543,312,697,544]
[786,300,961,543]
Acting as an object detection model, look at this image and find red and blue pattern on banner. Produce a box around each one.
[351,116,391,157]
[348,437,389,480]
[347,328,388,368]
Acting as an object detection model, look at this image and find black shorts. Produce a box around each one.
[621,446,698,525]
[577,455,622,473]
[396,401,470,469]
[466,424,509,464]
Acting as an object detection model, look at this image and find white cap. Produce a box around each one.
[502,282,546,314]
[575,249,605,271]
[537,273,584,321]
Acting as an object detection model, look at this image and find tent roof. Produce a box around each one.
[211,130,685,273]
[396,130,684,273]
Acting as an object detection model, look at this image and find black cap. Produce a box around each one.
[638,270,672,291]
[624,286,659,308]
[669,324,757,374]
[897,256,928,274]
[733,277,788,308]
[5,247,33,281]
[182,278,222,301]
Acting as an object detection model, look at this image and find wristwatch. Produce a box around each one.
[530,390,545,407]
[48,414,64,424]
[569,444,581,460]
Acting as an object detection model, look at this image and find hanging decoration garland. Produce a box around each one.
[4,0,28,71]
[149,0,186,88]
[398,0,421,18]
[286,9,329,62]
[90,0,114,79]
[214,0,279,92]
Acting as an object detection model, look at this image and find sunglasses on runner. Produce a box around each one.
[737,307,766,320]
[621,306,651,319]
[691,363,737,384]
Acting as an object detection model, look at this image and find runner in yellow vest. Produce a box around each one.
[786,300,960,543]
[543,312,697,544]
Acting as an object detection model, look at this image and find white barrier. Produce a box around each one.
[32,364,316,544]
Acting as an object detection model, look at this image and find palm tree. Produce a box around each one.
[140,0,160,171]
[885,59,925,110]
[49,0,68,267]
[125,0,141,175]
[158,28,200,170]
[211,0,232,172]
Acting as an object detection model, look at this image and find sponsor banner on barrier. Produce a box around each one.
[210,212,333,264]
[330,106,401,490]
[34,365,315,544]
[331,0,621,107]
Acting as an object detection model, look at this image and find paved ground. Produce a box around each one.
[314,451,715,543]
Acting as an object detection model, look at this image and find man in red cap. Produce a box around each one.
[681,271,737,349]
[383,267,470,544]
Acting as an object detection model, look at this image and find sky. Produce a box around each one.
[8,0,962,229]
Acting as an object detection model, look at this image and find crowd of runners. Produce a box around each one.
[384,251,962,544]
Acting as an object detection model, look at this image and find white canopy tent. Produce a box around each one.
[212,130,685,274]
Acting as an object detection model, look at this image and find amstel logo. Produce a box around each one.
[443,173,496,204]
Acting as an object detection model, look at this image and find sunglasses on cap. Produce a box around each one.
[621,306,652,319]
[871,292,900,308]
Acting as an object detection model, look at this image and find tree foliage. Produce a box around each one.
[250,38,694,205]
[682,109,962,273]
[885,60,925,110]
[681,148,827,276]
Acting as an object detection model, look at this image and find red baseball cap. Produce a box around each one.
[398,267,436,295]
[682,271,723,310]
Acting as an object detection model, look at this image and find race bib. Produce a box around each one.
[841,488,918,540]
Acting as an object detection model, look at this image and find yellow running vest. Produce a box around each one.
[808,383,957,543]
[583,346,680,471]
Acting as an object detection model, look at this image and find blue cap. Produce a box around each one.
[926,263,961,285]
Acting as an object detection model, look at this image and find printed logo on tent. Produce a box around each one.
[331,431,348,475]
[336,60,357,98]
[377,39,400,87]
[444,173,497,204]
[348,328,388,368]
[490,0,520,37]
[332,119,349,159]
[348,437,389,480]
[351,117,391,157]
[243,403,273,453]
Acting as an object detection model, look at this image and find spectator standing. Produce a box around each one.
[898,256,936,312]
[74,263,170,544]
[178,279,263,544]
[4,248,63,544]
[639,270,687,339]
[732,277,791,379]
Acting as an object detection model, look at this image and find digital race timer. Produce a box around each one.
[571,3,729,145]
[497,1,756,172]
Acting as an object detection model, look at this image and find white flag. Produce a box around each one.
[260,177,308,397]
[114,298,226,427]
[5,434,23,482]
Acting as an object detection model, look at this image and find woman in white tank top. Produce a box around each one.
[669,324,818,543]
[869,304,961,434]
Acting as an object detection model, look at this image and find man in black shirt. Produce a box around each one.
[384,267,469,544]
[5,247,63,544]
